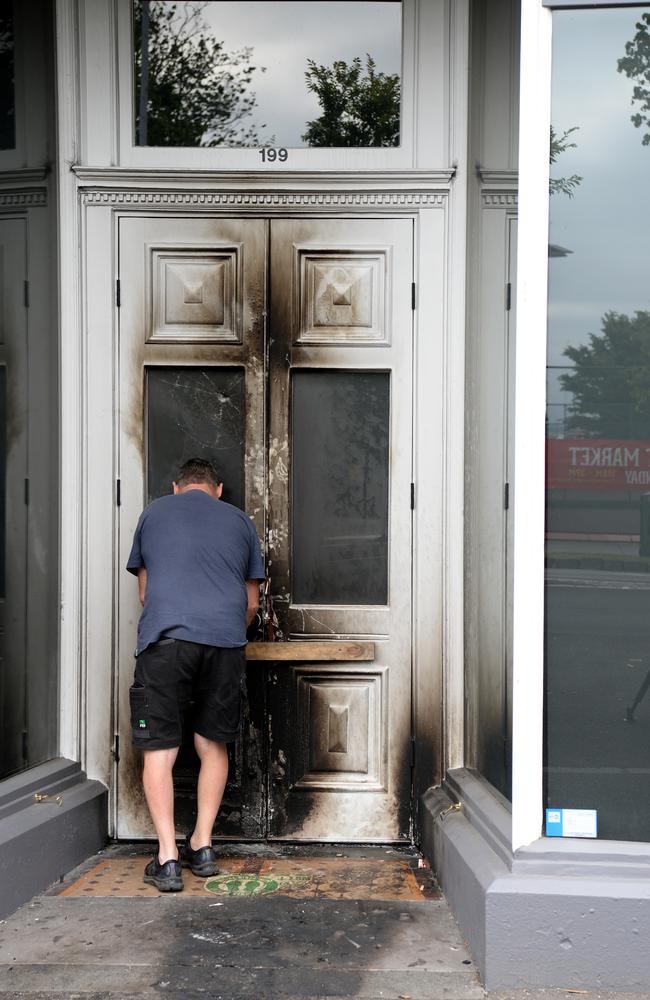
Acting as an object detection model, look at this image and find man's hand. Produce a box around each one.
[246,580,261,628]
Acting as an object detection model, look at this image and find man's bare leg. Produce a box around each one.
[191,734,229,848]
[142,746,179,862]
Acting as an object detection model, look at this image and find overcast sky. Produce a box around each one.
[197,1,402,146]
[547,7,650,416]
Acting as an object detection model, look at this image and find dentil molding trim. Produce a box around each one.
[0,189,47,208]
[478,167,518,209]
[481,191,518,208]
[82,188,447,207]
[73,167,453,209]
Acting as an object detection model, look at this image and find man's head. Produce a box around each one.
[173,458,223,499]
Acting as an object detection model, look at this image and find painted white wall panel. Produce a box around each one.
[78,0,117,166]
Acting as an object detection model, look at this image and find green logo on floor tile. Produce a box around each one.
[205,873,312,896]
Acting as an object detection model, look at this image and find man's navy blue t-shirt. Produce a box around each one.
[127,490,265,654]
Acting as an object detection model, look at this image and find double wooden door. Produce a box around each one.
[116,216,413,841]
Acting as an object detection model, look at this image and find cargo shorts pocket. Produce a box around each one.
[129,682,150,740]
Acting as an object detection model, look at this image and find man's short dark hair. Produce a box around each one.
[176,458,222,488]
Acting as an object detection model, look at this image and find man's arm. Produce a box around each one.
[245,580,260,628]
[137,567,147,606]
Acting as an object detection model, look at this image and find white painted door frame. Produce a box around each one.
[66,190,448,837]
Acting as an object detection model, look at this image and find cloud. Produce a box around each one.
[548,4,650,400]
[198,1,402,146]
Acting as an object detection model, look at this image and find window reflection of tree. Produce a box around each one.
[552,16,650,442]
[302,54,400,148]
[133,2,400,149]
[134,1,267,147]
[560,312,650,441]
[618,12,650,148]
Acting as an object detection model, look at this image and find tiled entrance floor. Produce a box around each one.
[57,846,440,901]
[0,844,488,999]
[4,845,641,998]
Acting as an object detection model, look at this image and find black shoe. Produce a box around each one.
[180,835,220,876]
[143,857,183,892]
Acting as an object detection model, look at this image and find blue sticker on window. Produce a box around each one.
[545,808,597,838]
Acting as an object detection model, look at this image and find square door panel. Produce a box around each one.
[147,246,241,343]
[295,248,390,345]
[294,667,387,791]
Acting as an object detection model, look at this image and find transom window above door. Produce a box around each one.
[114,0,442,169]
[132,1,402,149]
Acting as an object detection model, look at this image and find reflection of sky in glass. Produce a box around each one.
[200,1,402,146]
[548,8,650,413]
[545,7,650,846]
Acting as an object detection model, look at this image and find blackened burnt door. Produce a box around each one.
[116,215,414,843]
[267,219,413,841]
[116,217,267,839]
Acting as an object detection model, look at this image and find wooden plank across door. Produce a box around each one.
[246,641,375,661]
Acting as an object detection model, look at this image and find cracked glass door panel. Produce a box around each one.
[268,218,413,841]
[117,217,266,839]
[292,370,389,605]
[147,367,245,508]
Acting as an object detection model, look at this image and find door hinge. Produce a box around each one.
[410,737,416,768]
[24,478,29,506]
[116,478,121,506]
[112,734,120,764]
[410,482,415,510]
[24,280,29,308]
[116,278,121,308]
[411,282,416,310]
[504,482,510,510]
[506,282,512,312]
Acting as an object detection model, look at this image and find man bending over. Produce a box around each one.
[127,457,264,891]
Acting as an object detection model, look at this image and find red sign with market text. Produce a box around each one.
[547,439,650,490]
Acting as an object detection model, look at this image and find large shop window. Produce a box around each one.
[546,5,650,841]
[0,2,58,782]
[132,0,402,148]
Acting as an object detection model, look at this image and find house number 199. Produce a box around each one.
[259,147,288,163]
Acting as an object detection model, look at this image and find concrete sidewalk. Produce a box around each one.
[0,844,645,1000]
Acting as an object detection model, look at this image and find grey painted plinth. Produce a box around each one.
[0,758,108,919]
[420,768,650,992]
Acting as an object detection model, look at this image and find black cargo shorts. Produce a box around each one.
[129,638,246,749]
